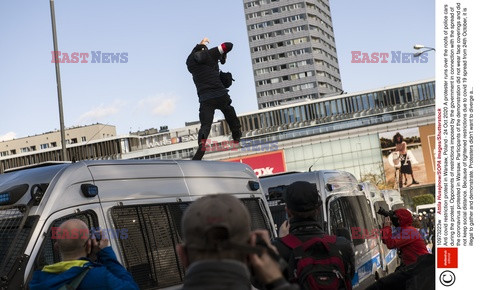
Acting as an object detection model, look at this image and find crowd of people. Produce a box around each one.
[28,181,435,290]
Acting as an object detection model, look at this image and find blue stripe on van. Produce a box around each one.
[351,253,381,287]
[385,249,397,264]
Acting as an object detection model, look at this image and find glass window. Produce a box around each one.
[399,88,406,104]
[295,107,301,122]
[351,97,358,112]
[289,108,295,123]
[336,99,343,114]
[356,96,363,111]
[319,102,326,117]
[340,139,352,153]
[341,98,347,113]
[329,196,370,246]
[410,85,418,101]
[368,93,375,109]
[362,94,369,109]
[330,100,337,115]
[405,87,412,103]
[35,211,98,271]
[418,85,424,100]
[341,152,355,168]
[300,106,307,121]
[394,89,401,104]
[331,139,342,155]
[428,82,435,99]
[325,102,331,116]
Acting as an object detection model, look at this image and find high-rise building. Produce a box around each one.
[243,0,343,109]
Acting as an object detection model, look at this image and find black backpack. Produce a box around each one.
[281,234,351,290]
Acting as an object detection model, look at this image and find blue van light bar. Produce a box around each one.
[0,184,29,206]
[248,180,260,191]
[0,192,11,205]
[81,184,98,197]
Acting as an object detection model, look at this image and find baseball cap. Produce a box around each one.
[285,181,321,212]
[182,194,251,250]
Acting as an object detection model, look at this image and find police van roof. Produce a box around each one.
[0,160,259,211]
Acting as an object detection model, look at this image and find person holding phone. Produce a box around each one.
[30,219,139,290]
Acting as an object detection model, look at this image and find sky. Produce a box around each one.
[0,0,434,141]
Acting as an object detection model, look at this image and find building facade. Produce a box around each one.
[244,0,343,109]
[0,124,119,173]
[130,79,435,188]
[1,79,436,195]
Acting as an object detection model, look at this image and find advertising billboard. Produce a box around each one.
[225,150,286,177]
[379,125,434,190]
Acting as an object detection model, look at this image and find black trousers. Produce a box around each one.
[192,95,241,160]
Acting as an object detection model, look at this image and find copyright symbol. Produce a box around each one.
[439,270,456,287]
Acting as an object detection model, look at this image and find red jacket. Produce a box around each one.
[381,225,429,265]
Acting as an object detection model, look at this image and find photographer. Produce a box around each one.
[367,208,433,290]
[177,194,298,290]
[30,219,138,290]
[379,208,429,267]
[272,181,355,290]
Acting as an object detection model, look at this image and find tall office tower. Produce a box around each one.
[244,0,343,109]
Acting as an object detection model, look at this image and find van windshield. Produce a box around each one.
[0,205,38,283]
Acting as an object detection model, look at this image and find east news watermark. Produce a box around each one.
[51,51,128,63]
[351,51,429,63]
[200,139,278,152]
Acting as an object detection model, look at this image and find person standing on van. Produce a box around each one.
[29,219,139,290]
[186,37,242,160]
[177,194,298,290]
[272,181,355,290]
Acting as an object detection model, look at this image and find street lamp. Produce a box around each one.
[413,44,435,57]
[49,0,67,161]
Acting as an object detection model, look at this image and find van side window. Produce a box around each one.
[241,198,275,234]
[110,198,272,289]
[33,210,99,270]
[111,202,189,289]
[329,196,368,246]
[1,206,39,287]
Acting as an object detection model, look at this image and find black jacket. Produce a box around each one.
[186,44,228,102]
[272,218,356,283]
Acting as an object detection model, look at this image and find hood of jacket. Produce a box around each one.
[29,260,90,289]
[395,208,413,227]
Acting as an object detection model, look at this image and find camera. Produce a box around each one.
[377,207,400,227]
[90,229,102,241]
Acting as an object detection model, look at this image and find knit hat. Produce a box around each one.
[285,181,321,212]
[218,42,233,54]
[182,194,251,250]
[394,208,413,227]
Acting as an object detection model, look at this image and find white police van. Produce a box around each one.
[260,170,382,289]
[0,160,275,289]
[360,182,398,275]
[381,189,405,210]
